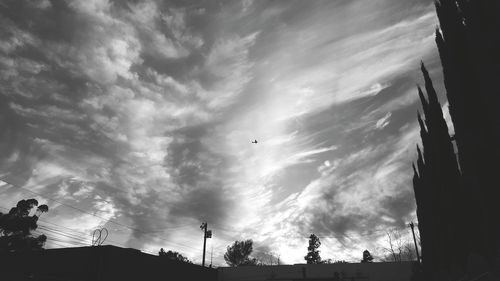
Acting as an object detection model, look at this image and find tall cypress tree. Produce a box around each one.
[412,0,500,278]
[434,0,500,264]
[413,64,465,277]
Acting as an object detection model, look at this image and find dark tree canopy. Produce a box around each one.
[159,248,192,263]
[361,250,374,263]
[304,234,322,264]
[224,239,258,267]
[0,199,49,252]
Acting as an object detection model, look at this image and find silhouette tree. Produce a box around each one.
[380,228,416,262]
[410,0,500,278]
[304,234,322,264]
[224,240,257,267]
[0,199,49,252]
[159,248,192,263]
[361,250,373,263]
[432,0,500,269]
[412,64,467,276]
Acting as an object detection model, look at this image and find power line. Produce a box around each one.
[48,240,80,248]
[37,225,91,243]
[36,224,125,248]
[33,224,156,255]
[36,220,132,248]
[0,175,236,241]
[0,181,200,253]
[0,178,142,231]
[32,230,89,247]
[0,176,201,232]
[32,224,103,247]
[43,237,86,248]
[45,236,88,247]
[2,176,416,258]
[38,219,94,237]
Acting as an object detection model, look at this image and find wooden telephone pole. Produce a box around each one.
[200,222,212,267]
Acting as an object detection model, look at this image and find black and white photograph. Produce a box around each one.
[0,0,499,280]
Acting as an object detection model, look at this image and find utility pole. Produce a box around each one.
[200,222,212,267]
[409,221,421,263]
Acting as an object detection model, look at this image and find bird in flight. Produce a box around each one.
[251,139,258,144]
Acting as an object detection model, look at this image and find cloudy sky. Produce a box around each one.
[0,0,450,265]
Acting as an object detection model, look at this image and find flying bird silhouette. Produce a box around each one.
[251,140,258,144]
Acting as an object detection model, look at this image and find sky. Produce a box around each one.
[0,0,451,266]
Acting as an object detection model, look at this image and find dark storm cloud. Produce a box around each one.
[170,186,236,225]
[380,191,416,227]
[1,0,244,230]
[303,143,416,236]
[164,124,216,188]
[164,123,237,226]
[0,0,165,246]
[0,1,131,163]
[111,187,163,239]
[0,94,31,160]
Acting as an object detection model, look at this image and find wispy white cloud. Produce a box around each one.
[198,32,258,109]
[375,112,392,129]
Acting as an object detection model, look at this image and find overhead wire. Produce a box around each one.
[32,225,154,253]
[0,175,234,239]
[38,219,94,237]
[37,225,91,243]
[0,180,201,253]
[0,176,200,231]
[0,177,147,232]
[31,225,91,246]
[32,229,88,247]
[1,180,209,261]
[2,176,418,260]
[40,235,85,249]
